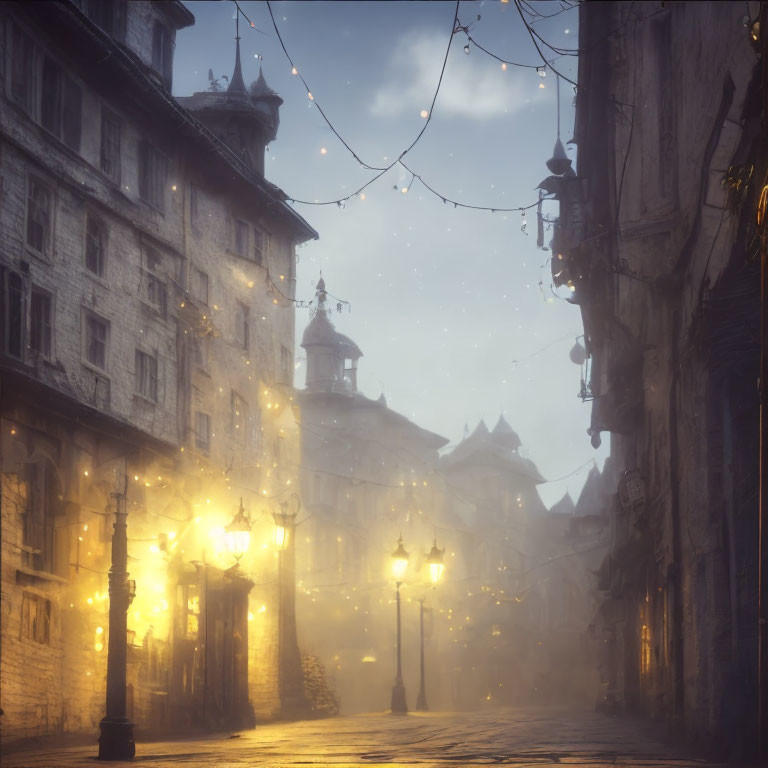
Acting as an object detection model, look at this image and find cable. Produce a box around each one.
[236,1,546,213]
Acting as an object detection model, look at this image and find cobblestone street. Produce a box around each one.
[2,708,725,767]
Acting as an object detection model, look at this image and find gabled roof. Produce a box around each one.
[491,415,521,451]
[548,492,576,516]
[441,418,545,483]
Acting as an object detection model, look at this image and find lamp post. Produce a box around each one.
[273,494,307,718]
[224,498,251,564]
[98,470,135,761]
[390,535,409,714]
[416,539,445,712]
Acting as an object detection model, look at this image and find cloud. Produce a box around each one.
[370,30,548,120]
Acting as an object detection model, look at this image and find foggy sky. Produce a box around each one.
[173,1,608,508]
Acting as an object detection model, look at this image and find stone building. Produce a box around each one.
[296,279,595,713]
[296,278,453,713]
[0,0,316,746]
[556,0,764,754]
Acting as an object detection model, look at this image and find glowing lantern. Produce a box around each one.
[272,494,300,551]
[224,498,251,562]
[391,536,409,582]
[426,539,445,585]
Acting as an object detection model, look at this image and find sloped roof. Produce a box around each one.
[441,418,545,483]
[491,415,522,451]
[300,307,363,358]
[548,492,576,516]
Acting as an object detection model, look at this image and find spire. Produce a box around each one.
[315,276,327,309]
[228,18,248,97]
[251,67,280,99]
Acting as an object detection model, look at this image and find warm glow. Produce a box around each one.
[391,537,409,581]
[429,561,444,584]
[274,524,288,550]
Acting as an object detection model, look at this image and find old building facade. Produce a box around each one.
[556,0,764,755]
[0,0,316,746]
[296,279,602,714]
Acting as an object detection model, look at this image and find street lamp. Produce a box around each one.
[272,494,308,717]
[224,498,251,563]
[98,469,135,760]
[427,539,445,585]
[416,539,445,712]
[390,535,409,714]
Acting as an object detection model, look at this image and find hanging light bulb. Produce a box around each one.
[501,62,508,71]
[463,43,470,54]
[420,109,429,118]
[291,66,298,75]
[537,67,547,78]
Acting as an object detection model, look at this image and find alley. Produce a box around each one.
[2,708,722,768]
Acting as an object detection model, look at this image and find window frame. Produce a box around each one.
[84,212,107,278]
[25,175,54,260]
[142,246,168,317]
[9,22,36,114]
[230,391,249,445]
[191,265,209,305]
[1,268,26,359]
[29,286,53,359]
[40,55,82,152]
[82,309,109,372]
[138,140,168,212]
[21,592,51,645]
[151,22,173,88]
[253,224,268,266]
[135,348,159,402]
[100,107,121,184]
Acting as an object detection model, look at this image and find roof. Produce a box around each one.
[298,389,449,451]
[548,492,576,516]
[27,1,317,243]
[441,418,545,483]
[491,414,521,450]
[301,307,363,358]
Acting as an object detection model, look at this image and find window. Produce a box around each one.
[288,246,296,281]
[22,461,55,573]
[100,110,121,183]
[235,301,249,351]
[41,57,82,151]
[191,334,208,369]
[253,225,267,266]
[84,313,108,369]
[143,248,167,315]
[135,349,158,401]
[151,22,172,88]
[191,266,208,304]
[10,23,34,112]
[234,219,248,258]
[231,392,248,444]
[26,177,53,257]
[2,269,25,358]
[280,344,292,384]
[87,0,127,41]
[195,411,210,453]
[21,593,51,645]
[85,214,106,276]
[138,141,167,211]
[30,288,52,357]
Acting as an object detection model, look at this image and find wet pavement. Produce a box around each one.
[2,707,725,767]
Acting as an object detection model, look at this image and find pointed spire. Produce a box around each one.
[251,67,280,99]
[470,419,489,438]
[228,35,248,96]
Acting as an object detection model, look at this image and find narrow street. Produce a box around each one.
[3,708,721,767]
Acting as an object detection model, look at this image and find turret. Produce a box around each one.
[176,34,283,175]
[301,279,362,393]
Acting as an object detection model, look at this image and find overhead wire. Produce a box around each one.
[233,0,554,214]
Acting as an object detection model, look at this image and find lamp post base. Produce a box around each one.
[415,689,428,711]
[98,717,135,761]
[390,682,408,714]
